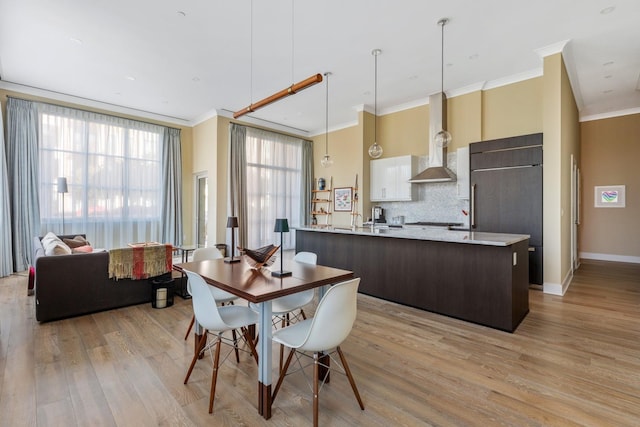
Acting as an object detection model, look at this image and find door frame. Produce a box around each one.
[193,171,208,248]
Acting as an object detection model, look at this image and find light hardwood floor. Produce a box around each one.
[0,259,638,426]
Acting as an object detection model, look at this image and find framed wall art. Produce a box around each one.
[334,187,353,212]
[594,185,625,208]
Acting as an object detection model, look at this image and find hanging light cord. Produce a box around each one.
[291,0,295,84]
[250,0,254,104]
[325,72,329,154]
[374,50,378,143]
[440,19,444,94]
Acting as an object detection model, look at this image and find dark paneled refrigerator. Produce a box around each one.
[470,133,543,285]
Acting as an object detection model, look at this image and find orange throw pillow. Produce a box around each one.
[72,245,93,253]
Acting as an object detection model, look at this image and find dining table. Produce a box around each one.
[174,255,354,419]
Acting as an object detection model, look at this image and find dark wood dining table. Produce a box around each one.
[174,255,354,419]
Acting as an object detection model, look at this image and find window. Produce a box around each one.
[37,104,164,248]
[245,128,304,250]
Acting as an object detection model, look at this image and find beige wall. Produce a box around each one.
[313,123,363,225]
[541,53,581,294]
[378,105,429,157]
[190,116,219,246]
[580,113,640,260]
[482,77,543,140]
[448,91,483,150]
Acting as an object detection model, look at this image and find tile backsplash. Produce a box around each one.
[375,152,470,226]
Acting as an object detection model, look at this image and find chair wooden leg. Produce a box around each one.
[242,328,260,365]
[279,344,284,374]
[336,346,365,410]
[313,353,319,427]
[300,308,307,320]
[184,315,195,340]
[184,330,208,384]
[272,347,295,402]
[231,329,240,363]
[209,335,222,414]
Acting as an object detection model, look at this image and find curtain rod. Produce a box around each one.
[5,94,183,132]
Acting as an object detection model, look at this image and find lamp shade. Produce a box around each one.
[274,218,289,233]
[57,177,68,193]
[226,216,239,228]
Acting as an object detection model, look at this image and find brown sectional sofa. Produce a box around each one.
[33,234,171,322]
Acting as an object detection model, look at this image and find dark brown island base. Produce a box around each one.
[295,225,530,332]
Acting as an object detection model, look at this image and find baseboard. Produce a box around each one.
[543,268,573,296]
[580,252,640,264]
[544,281,564,296]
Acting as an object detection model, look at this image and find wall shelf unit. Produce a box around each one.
[312,177,332,225]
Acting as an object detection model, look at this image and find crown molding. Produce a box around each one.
[534,39,570,58]
[0,80,192,127]
[580,106,640,122]
[446,82,486,98]
[483,68,543,90]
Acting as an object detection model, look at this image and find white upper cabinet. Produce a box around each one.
[370,155,418,201]
[456,146,469,199]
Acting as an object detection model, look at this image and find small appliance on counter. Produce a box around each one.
[372,206,386,224]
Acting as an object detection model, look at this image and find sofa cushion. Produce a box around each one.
[64,235,91,248]
[41,232,72,256]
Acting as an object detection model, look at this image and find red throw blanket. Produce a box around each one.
[109,244,173,280]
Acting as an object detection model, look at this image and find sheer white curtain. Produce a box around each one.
[245,127,304,250]
[37,103,165,249]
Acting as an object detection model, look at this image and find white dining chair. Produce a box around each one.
[249,251,317,370]
[183,247,238,340]
[271,277,364,426]
[182,270,259,414]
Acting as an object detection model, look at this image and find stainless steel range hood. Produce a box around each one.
[408,92,456,183]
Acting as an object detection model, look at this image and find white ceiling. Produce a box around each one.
[1,0,639,136]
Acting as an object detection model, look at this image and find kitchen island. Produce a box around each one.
[295,225,530,332]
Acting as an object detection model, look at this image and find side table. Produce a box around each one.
[174,245,197,299]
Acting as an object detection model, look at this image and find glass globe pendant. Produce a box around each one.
[321,154,333,167]
[434,19,452,149]
[368,142,383,158]
[434,129,451,148]
[368,49,383,159]
[321,72,334,168]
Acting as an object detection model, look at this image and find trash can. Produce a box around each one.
[215,243,227,257]
[151,275,174,309]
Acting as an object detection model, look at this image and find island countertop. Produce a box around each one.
[294,224,529,247]
[295,226,531,332]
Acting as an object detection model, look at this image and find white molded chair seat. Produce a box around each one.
[249,251,317,315]
[182,270,259,414]
[271,278,364,426]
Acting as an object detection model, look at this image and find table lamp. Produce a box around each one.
[224,216,241,263]
[271,218,291,277]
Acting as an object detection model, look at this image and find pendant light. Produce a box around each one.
[434,18,452,148]
[368,49,383,159]
[321,72,334,168]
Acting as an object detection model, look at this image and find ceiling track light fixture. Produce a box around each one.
[321,72,334,168]
[434,18,452,149]
[368,48,383,159]
[233,73,323,119]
